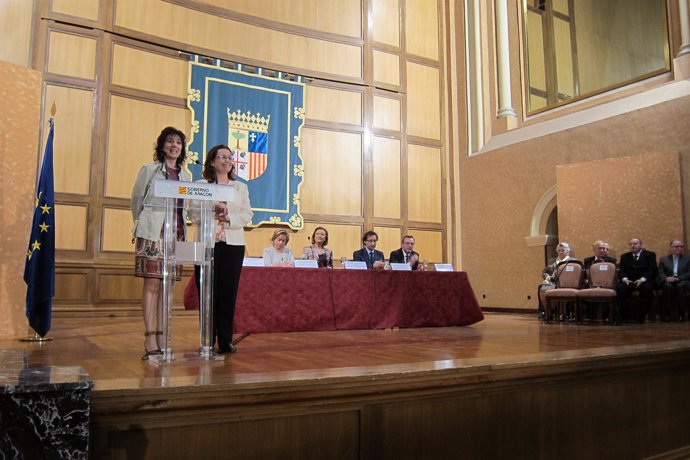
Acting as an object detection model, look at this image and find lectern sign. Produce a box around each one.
[153,180,235,202]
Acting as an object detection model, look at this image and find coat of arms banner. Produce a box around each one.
[187,56,305,228]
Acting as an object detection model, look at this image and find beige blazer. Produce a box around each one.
[130,162,192,241]
[188,179,253,246]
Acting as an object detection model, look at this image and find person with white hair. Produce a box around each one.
[538,242,574,320]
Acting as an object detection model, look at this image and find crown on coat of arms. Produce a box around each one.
[227,109,270,133]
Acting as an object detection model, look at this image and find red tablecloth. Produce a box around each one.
[233,268,483,333]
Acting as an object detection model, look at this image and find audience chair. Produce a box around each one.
[544,260,584,322]
[577,262,618,323]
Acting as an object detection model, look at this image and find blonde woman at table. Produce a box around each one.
[189,144,253,354]
[131,127,191,360]
[301,226,333,268]
[263,229,294,267]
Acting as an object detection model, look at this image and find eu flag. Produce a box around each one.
[23,120,55,337]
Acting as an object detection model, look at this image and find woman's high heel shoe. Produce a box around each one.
[142,331,163,360]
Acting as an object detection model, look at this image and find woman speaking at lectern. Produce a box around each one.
[130,127,191,360]
[190,145,253,354]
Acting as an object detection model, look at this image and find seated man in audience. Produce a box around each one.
[657,240,690,321]
[389,235,421,270]
[618,238,657,323]
[353,231,385,269]
[582,240,617,321]
[583,240,617,269]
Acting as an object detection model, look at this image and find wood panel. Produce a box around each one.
[47,31,97,80]
[114,0,362,79]
[411,229,443,263]
[405,0,439,60]
[54,272,91,302]
[406,62,441,140]
[373,225,402,258]
[372,0,400,47]
[51,0,99,21]
[105,95,189,199]
[305,85,362,126]
[102,208,135,253]
[373,50,401,87]
[43,84,93,195]
[111,44,188,98]
[0,0,34,66]
[55,204,87,251]
[407,144,442,223]
[97,273,143,301]
[197,0,361,37]
[372,136,401,219]
[299,128,362,217]
[373,95,401,132]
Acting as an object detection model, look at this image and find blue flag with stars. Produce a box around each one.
[24,119,55,337]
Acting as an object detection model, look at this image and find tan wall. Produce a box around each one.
[556,152,683,260]
[0,61,42,337]
[14,0,447,314]
[459,97,690,309]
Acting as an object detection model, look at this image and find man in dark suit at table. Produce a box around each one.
[618,237,657,323]
[657,240,690,321]
[353,231,385,269]
[389,235,421,270]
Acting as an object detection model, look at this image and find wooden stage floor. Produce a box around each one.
[4,312,690,393]
[5,313,690,459]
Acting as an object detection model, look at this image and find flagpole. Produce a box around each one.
[20,104,57,343]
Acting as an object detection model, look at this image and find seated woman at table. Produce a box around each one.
[263,228,294,267]
[301,226,333,268]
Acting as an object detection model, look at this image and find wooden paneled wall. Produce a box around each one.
[19,0,447,315]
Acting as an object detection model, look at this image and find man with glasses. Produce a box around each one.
[618,238,657,323]
[657,240,690,321]
[353,231,385,269]
[389,235,421,270]
[583,240,617,269]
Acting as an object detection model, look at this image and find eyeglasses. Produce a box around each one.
[217,155,233,161]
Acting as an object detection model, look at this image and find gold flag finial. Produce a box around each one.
[50,102,57,117]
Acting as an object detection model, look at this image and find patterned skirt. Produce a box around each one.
[134,234,183,280]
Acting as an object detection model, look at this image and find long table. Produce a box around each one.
[233,268,484,333]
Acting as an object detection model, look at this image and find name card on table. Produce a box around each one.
[390,263,412,271]
[434,263,454,272]
[294,259,319,269]
[242,257,265,267]
[343,261,368,270]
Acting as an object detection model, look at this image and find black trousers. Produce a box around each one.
[196,243,245,349]
[661,281,689,318]
[617,281,654,322]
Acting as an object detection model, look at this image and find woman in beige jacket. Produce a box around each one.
[131,127,191,359]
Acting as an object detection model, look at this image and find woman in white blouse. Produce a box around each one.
[263,229,294,267]
[190,144,253,354]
